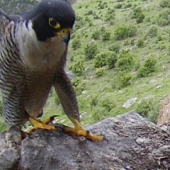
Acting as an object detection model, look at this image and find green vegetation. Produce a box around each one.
[116,50,135,71]
[136,99,160,123]
[84,43,98,60]
[1,0,170,132]
[69,60,85,76]
[137,58,157,78]
[95,67,104,77]
[132,7,145,23]
[114,25,137,40]
[94,51,117,69]
[117,72,132,89]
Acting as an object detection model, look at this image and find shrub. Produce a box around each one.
[117,72,132,89]
[74,16,84,30]
[146,25,158,38]
[84,16,91,22]
[72,77,85,95]
[100,26,106,33]
[127,25,138,37]
[137,58,157,77]
[157,10,170,26]
[78,5,82,9]
[158,42,166,50]
[114,3,122,9]
[95,67,104,77]
[114,25,137,40]
[114,26,126,40]
[94,52,109,68]
[91,30,100,40]
[157,18,170,26]
[109,43,120,53]
[143,58,157,70]
[108,8,115,13]
[124,3,132,8]
[160,0,170,8]
[131,7,145,23]
[72,77,81,88]
[116,57,132,70]
[101,99,115,112]
[84,43,98,60]
[145,17,151,22]
[137,67,150,78]
[71,39,81,50]
[88,21,94,27]
[102,32,111,41]
[105,13,115,22]
[157,35,163,41]
[116,50,134,71]
[136,99,160,123]
[93,13,100,19]
[136,13,145,23]
[136,99,152,117]
[86,10,93,15]
[137,39,144,48]
[132,7,142,18]
[107,52,118,69]
[70,60,85,76]
[98,3,105,9]
[94,51,117,69]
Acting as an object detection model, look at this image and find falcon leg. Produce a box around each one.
[28,116,57,134]
[54,71,103,141]
[63,117,103,141]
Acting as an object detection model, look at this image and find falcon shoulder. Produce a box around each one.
[0,9,22,41]
[0,9,10,42]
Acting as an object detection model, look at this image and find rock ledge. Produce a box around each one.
[0,111,170,170]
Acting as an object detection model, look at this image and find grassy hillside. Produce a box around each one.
[1,0,170,131]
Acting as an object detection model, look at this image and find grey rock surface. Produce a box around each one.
[0,111,170,170]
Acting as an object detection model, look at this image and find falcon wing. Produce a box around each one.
[0,9,22,41]
[0,9,10,42]
[1,0,39,14]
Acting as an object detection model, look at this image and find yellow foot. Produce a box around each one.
[63,117,103,142]
[28,116,57,134]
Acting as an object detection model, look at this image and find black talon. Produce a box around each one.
[49,115,58,121]
[86,130,90,134]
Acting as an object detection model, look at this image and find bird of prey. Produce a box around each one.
[0,0,103,141]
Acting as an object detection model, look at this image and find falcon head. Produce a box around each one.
[12,0,77,69]
[22,0,75,44]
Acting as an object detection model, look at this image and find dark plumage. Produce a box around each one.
[22,0,75,41]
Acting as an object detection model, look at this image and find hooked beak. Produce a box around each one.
[56,28,71,44]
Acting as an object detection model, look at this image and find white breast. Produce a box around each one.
[16,21,66,70]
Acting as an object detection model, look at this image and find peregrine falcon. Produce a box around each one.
[0,0,103,141]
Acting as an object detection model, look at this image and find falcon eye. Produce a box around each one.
[49,18,60,29]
